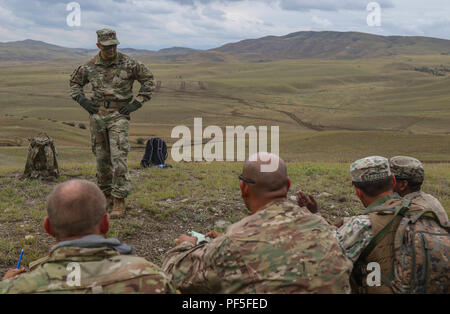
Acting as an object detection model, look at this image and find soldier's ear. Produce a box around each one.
[240,181,248,197]
[354,186,363,200]
[43,217,56,238]
[396,179,408,193]
[96,43,102,50]
[98,213,109,235]
[392,175,397,189]
[286,178,291,193]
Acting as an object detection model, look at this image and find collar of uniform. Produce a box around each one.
[52,246,119,263]
[364,192,401,213]
[403,190,422,200]
[95,52,120,66]
[257,198,289,213]
[29,246,120,271]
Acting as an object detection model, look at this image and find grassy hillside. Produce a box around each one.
[0,54,449,164]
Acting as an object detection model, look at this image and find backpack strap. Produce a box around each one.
[355,198,411,290]
[359,198,411,261]
[141,139,154,168]
[156,138,164,165]
[409,210,450,230]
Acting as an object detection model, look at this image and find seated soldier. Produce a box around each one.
[162,152,353,294]
[390,156,448,223]
[0,179,174,294]
[297,156,448,293]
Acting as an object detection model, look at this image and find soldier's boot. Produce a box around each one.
[110,198,126,219]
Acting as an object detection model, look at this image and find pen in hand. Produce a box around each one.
[16,249,24,269]
[2,249,26,280]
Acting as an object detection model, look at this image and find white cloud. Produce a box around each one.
[0,0,449,49]
[311,15,332,28]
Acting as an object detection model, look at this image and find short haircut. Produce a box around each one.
[46,180,106,239]
[243,153,288,196]
[353,176,393,198]
[396,178,423,193]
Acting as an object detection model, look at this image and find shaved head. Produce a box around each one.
[46,180,107,239]
[243,153,288,197]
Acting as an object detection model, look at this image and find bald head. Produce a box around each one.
[243,153,288,197]
[46,180,107,239]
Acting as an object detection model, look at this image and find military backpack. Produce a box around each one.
[141,138,169,168]
[22,133,59,179]
[360,198,450,293]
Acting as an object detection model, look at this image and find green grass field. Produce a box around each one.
[0,161,448,276]
[0,53,449,276]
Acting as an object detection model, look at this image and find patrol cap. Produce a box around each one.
[350,156,391,183]
[389,156,424,183]
[96,28,120,46]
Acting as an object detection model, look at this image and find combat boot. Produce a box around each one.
[110,198,126,219]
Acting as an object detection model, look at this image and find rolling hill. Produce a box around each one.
[2,31,450,62]
[0,40,199,62]
[212,31,450,60]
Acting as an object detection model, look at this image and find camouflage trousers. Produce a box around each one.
[89,111,131,199]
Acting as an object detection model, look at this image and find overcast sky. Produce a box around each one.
[0,0,449,50]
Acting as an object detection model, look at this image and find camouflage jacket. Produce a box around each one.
[404,191,448,223]
[0,246,174,294]
[162,200,353,294]
[337,192,448,263]
[70,52,154,104]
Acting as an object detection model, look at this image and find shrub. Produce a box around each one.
[63,122,76,127]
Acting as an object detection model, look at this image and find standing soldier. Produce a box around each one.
[69,29,155,218]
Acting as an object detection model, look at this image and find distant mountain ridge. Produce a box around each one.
[0,39,200,61]
[212,31,450,60]
[2,31,450,62]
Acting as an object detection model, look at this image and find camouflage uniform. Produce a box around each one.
[404,191,448,222]
[163,200,353,294]
[0,239,174,294]
[390,156,448,223]
[69,29,154,199]
[337,156,449,294]
[337,156,393,262]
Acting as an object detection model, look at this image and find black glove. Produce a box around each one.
[120,100,142,115]
[76,96,99,115]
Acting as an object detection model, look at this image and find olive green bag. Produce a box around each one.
[22,133,59,179]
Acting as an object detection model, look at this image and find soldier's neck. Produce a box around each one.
[363,190,394,208]
[55,232,104,243]
[100,51,116,61]
[250,196,287,214]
